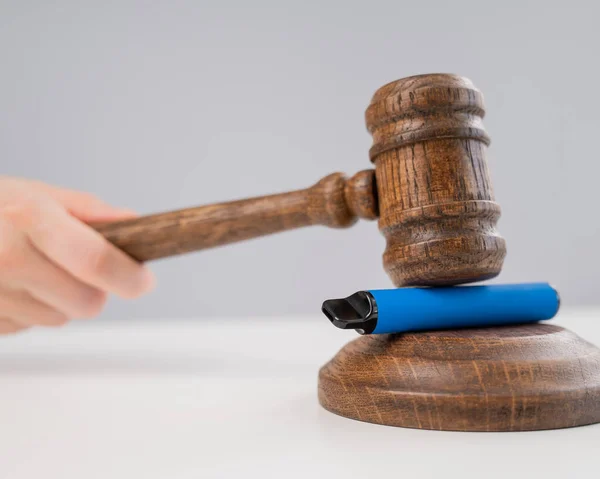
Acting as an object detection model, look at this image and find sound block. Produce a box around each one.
[318,324,600,431]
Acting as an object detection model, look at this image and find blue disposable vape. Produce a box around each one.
[321,283,560,334]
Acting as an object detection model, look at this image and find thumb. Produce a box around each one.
[38,185,138,223]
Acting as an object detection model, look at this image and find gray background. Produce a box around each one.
[1,0,598,319]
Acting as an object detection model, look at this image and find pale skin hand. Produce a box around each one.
[0,177,155,335]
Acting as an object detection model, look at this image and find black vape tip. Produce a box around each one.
[321,291,378,334]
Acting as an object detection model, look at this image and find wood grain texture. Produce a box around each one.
[92,72,600,432]
[94,170,377,261]
[96,73,504,289]
[317,73,600,432]
[318,324,600,431]
[366,73,506,286]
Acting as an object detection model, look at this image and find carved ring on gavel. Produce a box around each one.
[94,74,506,287]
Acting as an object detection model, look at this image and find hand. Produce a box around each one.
[0,177,156,334]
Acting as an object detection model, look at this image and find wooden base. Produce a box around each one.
[318,324,600,432]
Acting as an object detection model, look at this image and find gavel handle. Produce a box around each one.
[92,171,377,262]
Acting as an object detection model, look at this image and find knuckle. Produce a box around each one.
[1,197,39,227]
[1,196,55,244]
[79,241,114,278]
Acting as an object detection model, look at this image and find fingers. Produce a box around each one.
[40,185,137,223]
[6,178,138,222]
[13,246,108,319]
[0,318,27,335]
[15,199,155,299]
[0,218,107,318]
[0,179,156,335]
[0,288,68,327]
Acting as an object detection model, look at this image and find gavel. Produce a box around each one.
[93,74,600,432]
[95,73,506,287]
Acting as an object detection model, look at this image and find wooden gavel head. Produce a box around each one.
[96,73,506,287]
[365,73,506,286]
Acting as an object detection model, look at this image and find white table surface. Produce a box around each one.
[0,309,599,479]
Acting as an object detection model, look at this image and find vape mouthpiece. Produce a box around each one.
[322,291,379,334]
